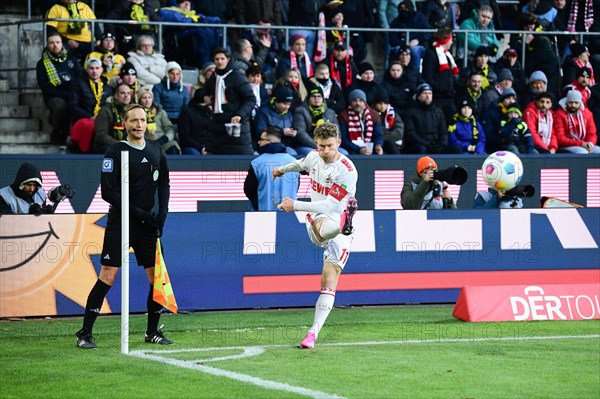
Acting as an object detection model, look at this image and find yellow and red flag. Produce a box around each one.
[153,239,178,313]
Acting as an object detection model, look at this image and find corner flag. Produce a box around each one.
[153,239,178,313]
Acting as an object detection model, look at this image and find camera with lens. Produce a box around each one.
[29,184,76,215]
[433,166,468,185]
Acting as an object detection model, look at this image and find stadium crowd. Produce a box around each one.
[38,0,599,156]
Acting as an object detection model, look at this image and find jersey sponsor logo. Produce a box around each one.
[310,179,329,195]
[141,157,148,163]
[102,158,113,173]
[329,183,348,201]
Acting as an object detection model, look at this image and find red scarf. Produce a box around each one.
[290,50,313,77]
[329,54,352,89]
[567,110,587,140]
[347,108,374,143]
[567,0,594,32]
[434,42,459,75]
[383,104,395,130]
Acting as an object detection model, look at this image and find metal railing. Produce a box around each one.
[1,16,598,92]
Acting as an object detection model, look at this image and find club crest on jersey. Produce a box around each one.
[153,170,159,181]
[102,158,113,172]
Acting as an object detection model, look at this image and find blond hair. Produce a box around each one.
[313,122,339,140]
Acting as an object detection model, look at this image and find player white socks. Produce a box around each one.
[317,218,341,240]
[308,287,336,338]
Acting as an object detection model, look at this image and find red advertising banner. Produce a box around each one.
[453,284,600,322]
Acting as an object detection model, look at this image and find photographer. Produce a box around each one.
[401,156,457,210]
[0,163,48,214]
[473,187,523,209]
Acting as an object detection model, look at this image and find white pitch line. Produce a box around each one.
[130,334,600,399]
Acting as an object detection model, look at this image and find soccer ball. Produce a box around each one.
[481,151,523,191]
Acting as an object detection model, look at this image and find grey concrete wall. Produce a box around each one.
[0,15,44,90]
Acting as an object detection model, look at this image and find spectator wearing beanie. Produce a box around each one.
[459,46,497,91]
[562,42,595,87]
[481,68,514,119]
[554,90,599,154]
[371,89,405,154]
[293,83,339,154]
[338,89,384,155]
[111,62,140,102]
[326,41,358,91]
[344,61,381,105]
[86,32,126,81]
[276,34,314,80]
[254,86,298,153]
[448,97,486,154]
[402,83,461,154]
[498,105,535,154]
[493,48,527,98]
[521,70,548,106]
[152,61,190,124]
[562,67,592,107]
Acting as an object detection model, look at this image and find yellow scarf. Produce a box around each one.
[90,79,104,117]
[130,3,151,30]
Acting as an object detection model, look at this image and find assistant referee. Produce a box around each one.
[76,104,172,349]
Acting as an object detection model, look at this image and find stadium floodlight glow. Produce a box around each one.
[121,151,130,355]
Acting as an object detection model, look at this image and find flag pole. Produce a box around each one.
[121,151,129,355]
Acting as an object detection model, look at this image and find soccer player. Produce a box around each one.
[76,104,171,349]
[273,122,358,349]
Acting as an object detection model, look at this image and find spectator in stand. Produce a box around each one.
[190,62,215,98]
[332,0,377,64]
[423,0,456,30]
[46,0,101,61]
[458,5,500,62]
[204,47,256,155]
[481,68,514,119]
[371,89,405,154]
[562,42,595,88]
[230,38,260,75]
[510,12,562,100]
[192,0,235,23]
[338,89,384,155]
[152,61,190,124]
[402,83,462,154]
[68,58,113,153]
[483,87,517,153]
[562,67,592,107]
[274,68,308,113]
[93,83,132,154]
[326,41,357,92]
[127,35,167,87]
[244,126,299,211]
[522,0,558,30]
[324,7,351,51]
[394,45,421,91]
[177,88,211,155]
[552,0,573,60]
[246,66,269,122]
[157,1,223,68]
[344,62,381,105]
[138,86,180,155]
[234,0,282,26]
[111,62,141,103]
[242,20,280,84]
[254,86,304,154]
[457,71,486,119]
[309,63,346,114]
[493,48,527,100]
[388,0,431,71]
[293,83,338,152]
[422,27,459,123]
[521,70,549,106]
[286,0,323,59]
[555,90,599,154]
[458,0,503,36]
[448,97,486,154]
[460,46,498,92]
[276,34,315,80]
[523,91,558,154]
[37,31,82,145]
[86,32,126,82]
[105,0,160,53]
[380,61,413,111]
[565,0,595,34]
[377,0,400,33]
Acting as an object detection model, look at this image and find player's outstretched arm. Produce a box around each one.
[277,197,295,212]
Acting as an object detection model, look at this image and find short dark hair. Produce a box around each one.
[246,66,262,77]
[536,91,553,102]
[212,47,230,60]
[263,126,283,141]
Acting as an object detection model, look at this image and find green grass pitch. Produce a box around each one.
[1,305,599,398]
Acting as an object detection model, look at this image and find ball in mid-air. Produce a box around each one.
[482,151,523,191]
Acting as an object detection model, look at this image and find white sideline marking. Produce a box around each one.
[130,335,599,398]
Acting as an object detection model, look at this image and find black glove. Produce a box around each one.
[156,212,167,237]
[156,135,169,145]
[29,203,55,215]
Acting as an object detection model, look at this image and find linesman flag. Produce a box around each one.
[153,239,178,313]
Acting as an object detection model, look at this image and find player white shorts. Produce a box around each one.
[305,215,353,269]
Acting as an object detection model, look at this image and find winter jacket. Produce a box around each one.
[554,101,597,148]
[234,0,282,25]
[127,50,167,86]
[422,48,458,99]
[402,101,448,151]
[152,77,190,121]
[448,117,486,153]
[523,101,558,152]
[69,77,112,122]
[458,10,500,56]
[293,103,339,146]
[338,106,384,154]
[177,101,212,152]
[36,51,82,104]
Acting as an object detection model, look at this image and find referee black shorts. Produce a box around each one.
[100,214,157,269]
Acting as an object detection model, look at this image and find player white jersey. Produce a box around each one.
[287,150,358,218]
